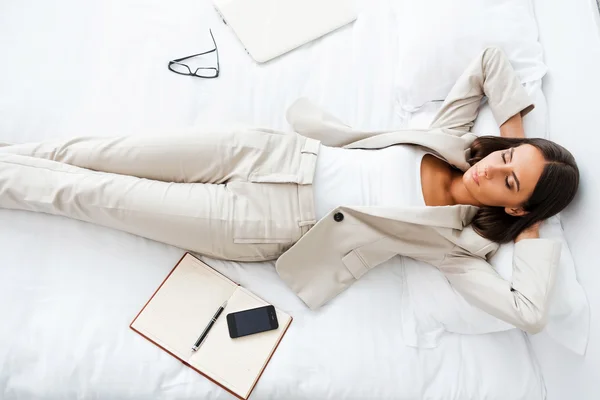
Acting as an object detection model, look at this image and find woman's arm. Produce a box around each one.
[429,47,534,133]
[440,232,559,334]
[499,112,525,139]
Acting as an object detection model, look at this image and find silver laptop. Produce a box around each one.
[212,0,357,63]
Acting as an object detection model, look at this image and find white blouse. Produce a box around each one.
[312,145,429,220]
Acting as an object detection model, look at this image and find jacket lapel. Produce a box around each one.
[344,130,474,171]
[286,98,380,147]
[344,204,479,231]
[286,98,477,171]
[343,204,496,258]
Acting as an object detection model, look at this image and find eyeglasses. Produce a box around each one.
[168,30,220,78]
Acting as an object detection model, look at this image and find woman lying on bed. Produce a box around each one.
[0,47,579,334]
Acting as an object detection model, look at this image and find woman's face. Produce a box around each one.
[463,144,545,213]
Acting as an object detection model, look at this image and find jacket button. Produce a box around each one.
[333,212,344,222]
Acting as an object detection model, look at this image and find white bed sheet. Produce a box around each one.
[0,0,549,399]
[529,0,600,399]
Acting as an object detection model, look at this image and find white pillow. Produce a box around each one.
[399,256,514,350]
[392,0,547,111]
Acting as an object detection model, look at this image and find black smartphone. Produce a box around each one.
[226,305,278,338]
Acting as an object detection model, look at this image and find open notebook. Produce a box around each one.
[130,253,292,400]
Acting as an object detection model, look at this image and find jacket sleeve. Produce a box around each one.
[429,47,535,132]
[439,239,561,334]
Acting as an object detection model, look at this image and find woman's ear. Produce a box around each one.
[505,207,529,217]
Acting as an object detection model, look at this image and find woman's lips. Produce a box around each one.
[472,168,480,185]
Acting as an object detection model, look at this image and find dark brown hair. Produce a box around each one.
[468,136,579,243]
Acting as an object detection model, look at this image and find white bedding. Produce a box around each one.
[1,0,593,398]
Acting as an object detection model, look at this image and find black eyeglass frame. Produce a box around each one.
[168,29,220,78]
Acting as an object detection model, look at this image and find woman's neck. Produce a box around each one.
[449,171,482,207]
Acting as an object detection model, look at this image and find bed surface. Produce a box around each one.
[0,0,598,399]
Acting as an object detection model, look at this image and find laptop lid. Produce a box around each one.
[213,0,357,63]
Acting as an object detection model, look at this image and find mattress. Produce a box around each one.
[0,0,592,399]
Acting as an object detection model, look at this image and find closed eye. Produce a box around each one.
[502,150,518,191]
[509,148,520,192]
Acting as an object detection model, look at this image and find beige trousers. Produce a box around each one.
[0,130,319,261]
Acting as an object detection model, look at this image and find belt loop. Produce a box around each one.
[296,137,318,234]
[297,184,316,229]
[298,138,320,185]
[301,137,320,155]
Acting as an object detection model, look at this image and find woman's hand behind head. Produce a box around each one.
[515,220,542,243]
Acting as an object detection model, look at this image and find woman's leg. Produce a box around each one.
[0,129,315,184]
[0,154,311,261]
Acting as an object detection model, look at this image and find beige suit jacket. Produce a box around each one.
[276,47,560,334]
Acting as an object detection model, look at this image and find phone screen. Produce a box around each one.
[228,306,278,337]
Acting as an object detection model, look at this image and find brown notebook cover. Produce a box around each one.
[130,252,293,400]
